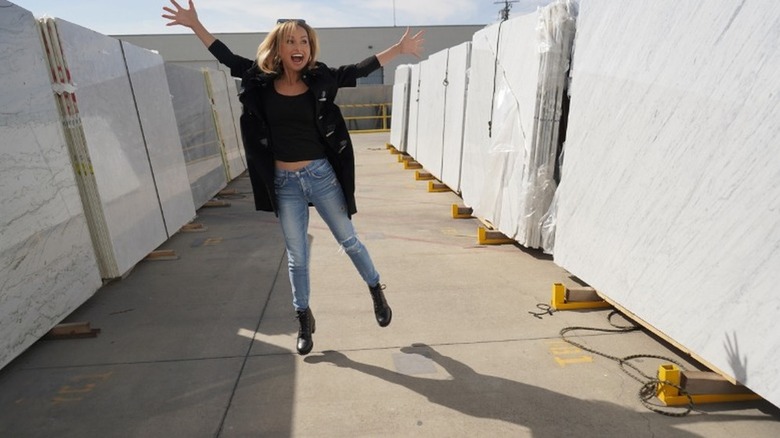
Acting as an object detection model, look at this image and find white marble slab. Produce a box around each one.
[389,65,412,152]
[460,23,500,217]
[51,19,169,277]
[440,42,471,193]
[164,63,227,208]
[120,41,196,237]
[459,2,575,248]
[204,68,246,181]
[0,2,102,370]
[554,0,780,408]
[405,63,422,159]
[414,48,449,179]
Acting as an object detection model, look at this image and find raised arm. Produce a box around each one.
[375,27,426,66]
[162,0,253,77]
[162,0,215,48]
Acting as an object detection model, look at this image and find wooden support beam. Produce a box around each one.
[181,222,207,233]
[44,322,100,340]
[202,200,231,208]
[145,249,179,261]
[657,364,762,406]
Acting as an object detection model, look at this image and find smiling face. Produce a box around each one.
[277,25,311,74]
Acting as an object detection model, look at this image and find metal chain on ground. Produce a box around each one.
[534,306,696,416]
[528,303,555,319]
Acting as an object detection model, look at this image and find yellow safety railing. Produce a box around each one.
[339,103,391,133]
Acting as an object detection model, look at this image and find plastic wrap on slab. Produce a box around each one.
[460,0,575,248]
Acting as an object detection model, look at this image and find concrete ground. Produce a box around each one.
[1,133,778,437]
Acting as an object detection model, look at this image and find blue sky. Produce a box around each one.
[12,0,556,35]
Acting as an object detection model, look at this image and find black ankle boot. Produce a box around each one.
[369,284,392,327]
[295,308,315,355]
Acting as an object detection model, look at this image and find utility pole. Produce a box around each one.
[494,0,519,21]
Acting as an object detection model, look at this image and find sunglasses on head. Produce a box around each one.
[276,18,306,25]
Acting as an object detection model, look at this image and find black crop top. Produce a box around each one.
[264,88,326,162]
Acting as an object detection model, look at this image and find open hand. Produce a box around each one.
[398,27,426,59]
[162,0,200,28]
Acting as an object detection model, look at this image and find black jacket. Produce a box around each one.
[208,39,381,218]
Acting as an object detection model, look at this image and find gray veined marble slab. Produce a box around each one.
[0,2,102,369]
[389,65,412,152]
[554,0,780,408]
[203,68,246,181]
[164,63,227,208]
[120,41,196,238]
[224,74,247,175]
[440,42,471,193]
[50,19,169,278]
[414,48,449,180]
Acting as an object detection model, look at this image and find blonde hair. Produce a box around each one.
[256,21,319,74]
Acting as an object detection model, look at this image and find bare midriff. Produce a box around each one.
[275,160,313,171]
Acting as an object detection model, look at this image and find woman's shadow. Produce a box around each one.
[305,344,770,437]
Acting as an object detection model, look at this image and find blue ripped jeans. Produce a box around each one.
[274,159,380,311]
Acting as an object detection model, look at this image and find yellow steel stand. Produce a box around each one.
[551,283,611,310]
[428,181,450,192]
[404,160,423,170]
[415,171,435,181]
[477,226,514,245]
[451,204,473,219]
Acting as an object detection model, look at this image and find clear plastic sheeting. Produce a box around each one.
[165,63,227,208]
[0,2,102,370]
[389,65,411,152]
[460,1,576,248]
[554,0,780,408]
